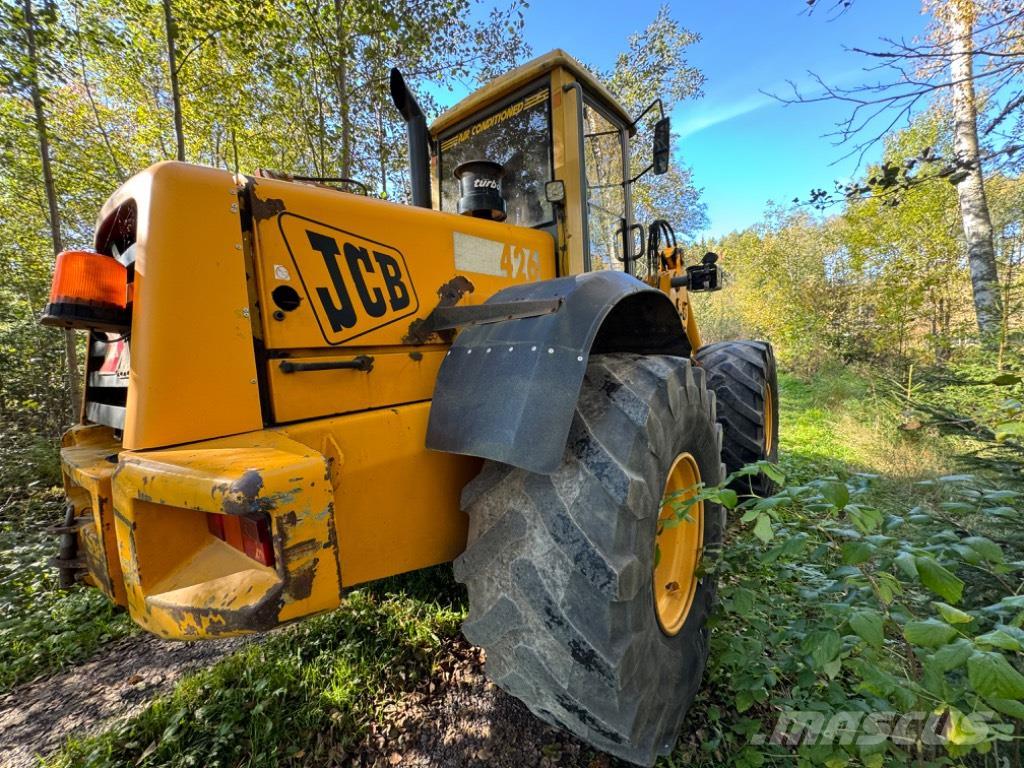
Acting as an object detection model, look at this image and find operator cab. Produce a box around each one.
[426,49,670,278]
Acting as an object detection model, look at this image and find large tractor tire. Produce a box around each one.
[453,353,724,766]
[695,340,779,495]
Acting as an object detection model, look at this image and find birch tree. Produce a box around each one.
[603,6,707,243]
[793,0,1024,339]
[931,0,1001,336]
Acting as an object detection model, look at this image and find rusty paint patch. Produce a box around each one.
[409,351,423,361]
[79,527,113,596]
[323,501,343,593]
[250,194,286,222]
[157,584,285,637]
[288,562,317,601]
[438,275,474,304]
[222,470,277,515]
[283,538,319,561]
[403,275,475,344]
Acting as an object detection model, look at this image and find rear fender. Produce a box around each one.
[426,271,689,474]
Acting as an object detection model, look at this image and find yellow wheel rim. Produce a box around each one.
[763,383,775,455]
[654,453,704,636]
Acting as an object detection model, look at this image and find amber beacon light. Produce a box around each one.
[41,250,129,332]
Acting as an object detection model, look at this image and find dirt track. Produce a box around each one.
[0,632,253,768]
[358,639,621,768]
[2,629,647,768]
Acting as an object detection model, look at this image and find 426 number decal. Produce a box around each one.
[499,244,540,281]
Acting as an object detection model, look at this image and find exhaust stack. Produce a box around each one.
[389,68,432,209]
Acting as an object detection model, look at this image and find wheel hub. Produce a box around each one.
[654,453,704,636]
[763,383,775,455]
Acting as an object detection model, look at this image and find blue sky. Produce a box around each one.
[432,0,930,238]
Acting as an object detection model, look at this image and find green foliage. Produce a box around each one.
[685,473,1022,765]
[0,95,77,457]
[662,373,1024,767]
[601,4,707,241]
[836,112,969,361]
[0,429,62,489]
[689,208,838,370]
[895,348,1024,481]
[692,108,1023,372]
[0,490,133,692]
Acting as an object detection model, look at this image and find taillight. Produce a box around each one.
[41,250,129,332]
[207,513,275,568]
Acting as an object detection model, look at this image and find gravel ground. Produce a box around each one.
[358,639,623,768]
[0,631,254,768]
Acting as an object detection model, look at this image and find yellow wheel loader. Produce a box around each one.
[41,50,779,765]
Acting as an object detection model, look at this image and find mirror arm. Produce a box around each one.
[630,98,664,131]
[629,163,654,184]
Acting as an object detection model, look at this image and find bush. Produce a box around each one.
[0,490,132,691]
[0,428,62,489]
[670,465,1024,767]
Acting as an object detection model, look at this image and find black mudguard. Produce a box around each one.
[425,271,690,474]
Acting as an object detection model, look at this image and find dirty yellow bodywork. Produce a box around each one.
[62,161,554,638]
[57,50,706,639]
[95,164,263,452]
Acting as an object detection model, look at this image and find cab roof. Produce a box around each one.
[429,49,634,137]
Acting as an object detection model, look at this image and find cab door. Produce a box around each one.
[581,96,633,274]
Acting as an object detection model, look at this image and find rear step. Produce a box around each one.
[49,504,88,588]
[44,518,93,536]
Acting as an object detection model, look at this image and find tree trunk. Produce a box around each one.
[948,8,1001,339]
[73,2,125,181]
[997,236,1017,370]
[162,0,186,161]
[23,0,81,423]
[377,104,387,198]
[231,127,240,173]
[333,0,351,177]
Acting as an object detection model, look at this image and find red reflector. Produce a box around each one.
[207,512,225,539]
[206,513,275,568]
[40,250,129,332]
[240,517,275,567]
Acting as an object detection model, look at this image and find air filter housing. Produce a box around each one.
[454,160,506,221]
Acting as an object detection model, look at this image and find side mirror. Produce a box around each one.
[686,253,722,292]
[653,117,671,175]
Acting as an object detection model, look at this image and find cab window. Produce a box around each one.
[438,85,554,229]
[583,101,628,271]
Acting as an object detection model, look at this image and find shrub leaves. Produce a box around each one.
[914,556,965,604]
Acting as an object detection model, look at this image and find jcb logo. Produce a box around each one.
[280,214,419,344]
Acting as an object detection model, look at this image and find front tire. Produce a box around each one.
[695,340,779,495]
[453,353,724,766]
